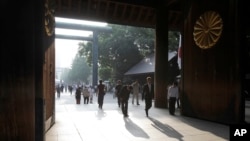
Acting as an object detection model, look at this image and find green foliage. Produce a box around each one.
[99,67,112,81]
[78,42,92,66]
[60,68,71,83]
[168,31,180,51]
[60,55,91,84]
[77,24,180,81]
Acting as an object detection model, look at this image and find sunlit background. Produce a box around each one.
[55,17,107,68]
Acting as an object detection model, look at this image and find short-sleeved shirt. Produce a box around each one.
[115,84,122,95]
[168,86,178,99]
[98,84,106,95]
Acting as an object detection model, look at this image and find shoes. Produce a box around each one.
[145,109,148,117]
[124,114,129,117]
[99,105,102,109]
[137,103,140,105]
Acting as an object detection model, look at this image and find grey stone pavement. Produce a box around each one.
[46,91,230,141]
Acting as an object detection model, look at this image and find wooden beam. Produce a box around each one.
[136,7,144,22]
[113,3,118,17]
[87,0,91,14]
[68,0,72,11]
[121,4,127,20]
[96,0,101,15]
[104,1,110,18]
[57,0,62,11]
[167,0,178,6]
[78,0,82,13]
[129,6,135,21]
[143,8,149,22]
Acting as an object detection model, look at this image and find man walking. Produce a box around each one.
[131,79,140,105]
[119,85,133,117]
[142,77,154,117]
[97,80,106,109]
[115,80,122,107]
[167,81,179,115]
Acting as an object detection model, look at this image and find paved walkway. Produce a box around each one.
[46,92,229,141]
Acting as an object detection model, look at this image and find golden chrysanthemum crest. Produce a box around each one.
[45,0,55,36]
[193,11,223,49]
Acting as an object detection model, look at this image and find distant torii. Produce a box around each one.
[55,21,112,87]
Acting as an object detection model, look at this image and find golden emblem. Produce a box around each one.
[193,11,223,49]
[45,0,55,36]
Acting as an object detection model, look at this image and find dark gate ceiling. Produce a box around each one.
[55,0,182,30]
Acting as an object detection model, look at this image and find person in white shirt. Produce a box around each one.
[89,86,94,104]
[167,81,179,115]
[83,86,90,104]
[131,79,140,105]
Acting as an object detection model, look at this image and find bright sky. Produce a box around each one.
[55,17,107,68]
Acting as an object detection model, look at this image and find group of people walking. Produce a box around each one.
[114,76,155,117]
[75,85,94,104]
[71,80,106,107]
[114,76,180,117]
[70,76,179,117]
[56,84,65,98]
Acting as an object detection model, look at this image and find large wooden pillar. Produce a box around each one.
[0,0,44,140]
[154,4,169,108]
[43,0,56,136]
[35,0,45,140]
[182,0,241,124]
[43,42,55,133]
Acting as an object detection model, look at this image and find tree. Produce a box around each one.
[78,24,180,81]
[78,24,155,81]
[168,31,180,51]
[61,54,91,84]
[99,67,112,81]
[60,68,71,83]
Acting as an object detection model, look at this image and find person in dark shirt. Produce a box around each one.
[97,80,106,109]
[119,85,133,117]
[56,84,61,98]
[75,86,82,104]
[68,85,73,95]
[142,77,154,117]
[115,80,122,107]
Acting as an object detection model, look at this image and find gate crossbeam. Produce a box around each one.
[55,21,112,87]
